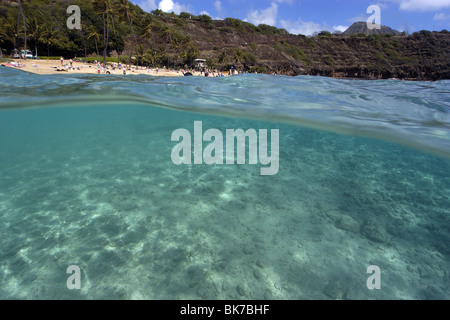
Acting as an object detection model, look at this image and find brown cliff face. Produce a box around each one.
[148,17,449,80]
[1,0,448,81]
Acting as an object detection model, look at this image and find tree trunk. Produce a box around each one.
[18,0,27,51]
[127,10,137,64]
[110,14,120,64]
[106,12,110,62]
[0,47,4,61]
[16,4,20,49]
[102,12,107,65]
[81,30,87,59]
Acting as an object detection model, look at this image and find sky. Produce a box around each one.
[131,0,450,35]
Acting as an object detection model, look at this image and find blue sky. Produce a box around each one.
[132,0,450,35]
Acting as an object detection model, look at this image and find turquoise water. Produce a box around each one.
[0,66,449,300]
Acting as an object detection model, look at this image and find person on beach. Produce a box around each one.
[60,57,64,66]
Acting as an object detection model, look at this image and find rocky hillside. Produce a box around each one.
[155,16,450,80]
[343,22,402,36]
[1,0,449,80]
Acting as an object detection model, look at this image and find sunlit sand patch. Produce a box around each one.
[218,179,238,201]
[292,248,311,265]
[18,247,33,264]
[219,192,232,201]
[263,269,285,299]
[131,291,145,300]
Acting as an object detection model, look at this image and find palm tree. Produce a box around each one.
[114,0,138,64]
[159,26,173,67]
[155,45,167,66]
[186,45,199,67]
[79,23,88,59]
[0,33,4,60]
[92,0,110,64]
[142,16,155,66]
[171,38,181,69]
[39,24,57,57]
[159,26,173,48]
[234,49,243,68]
[28,16,42,58]
[12,0,27,53]
[136,44,145,65]
[87,26,101,56]
[0,15,16,59]
[142,18,154,43]
[218,51,228,64]
[107,4,121,63]
[142,49,154,67]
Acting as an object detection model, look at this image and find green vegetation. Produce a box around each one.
[0,0,446,77]
[0,0,199,68]
[274,41,311,66]
[242,51,258,64]
[304,37,316,48]
[195,14,213,24]
[37,56,65,60]
[381,45,418,65]
[249,66,267,73]
[351,33,367,39]
[179,12,192,20]
[224,17,257,33]
[218,26,233,33]
[410,30,437,41]
[322,55,336,68]
[318,31,332,38]
[257,24,288,36]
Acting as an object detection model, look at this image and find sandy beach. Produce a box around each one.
[1,59,226,77]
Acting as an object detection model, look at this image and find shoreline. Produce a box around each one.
[1,59,444,82]
[0,59,229,77]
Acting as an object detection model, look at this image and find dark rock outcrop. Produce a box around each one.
[344,22,402,36]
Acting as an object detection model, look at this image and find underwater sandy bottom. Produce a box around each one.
[0,105,448,300]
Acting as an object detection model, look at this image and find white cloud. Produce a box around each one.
[158,0,173,12]
[140,0,157,12]
[214,1,224,17]
[433,12,450,20]
[274,0,294,4]
[246,2,278,26]
[158,0,190,14]
[280,19,327,36]
[333,25,349,33]
[388,0,450,11]
[199,10,222,20]
[349,14,368,23]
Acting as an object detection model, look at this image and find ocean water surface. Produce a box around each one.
[0,67,449,299]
